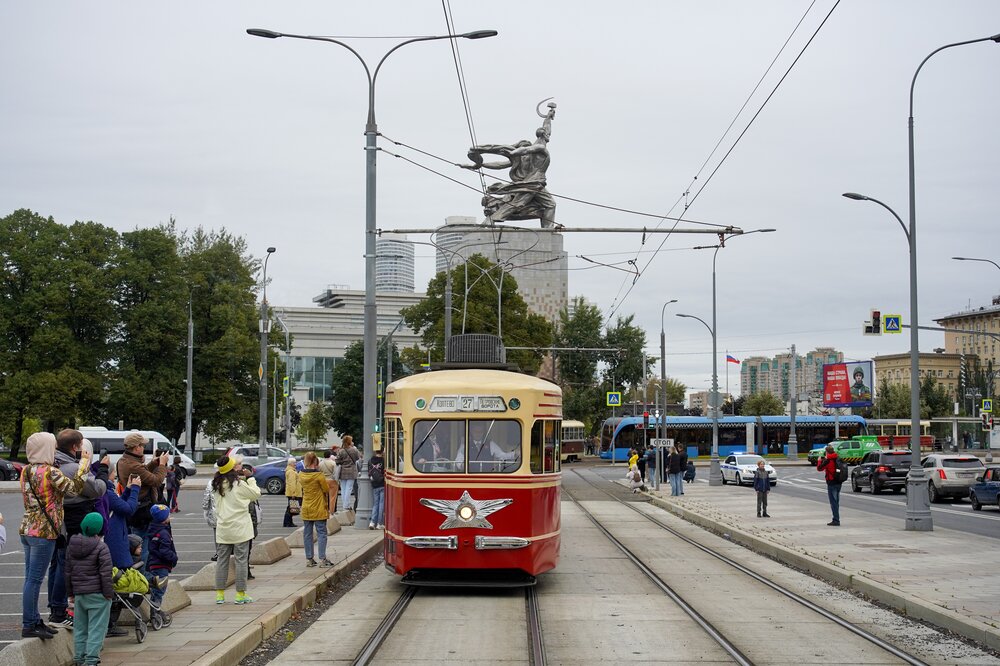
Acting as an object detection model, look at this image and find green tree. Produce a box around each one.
[554,297,606,430]
[329,341,408,445]
[873,377,953,419]
[602,314,649,395]
[400,254,553,374]
[742,391,785,416]
[297,401,331,447]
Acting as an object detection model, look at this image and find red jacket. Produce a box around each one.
[817,452,839,482]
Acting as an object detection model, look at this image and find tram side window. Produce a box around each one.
[412,420,466,474]
[530,420,559,474]
[384,418,402,472]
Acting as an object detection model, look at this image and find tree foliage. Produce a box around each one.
[329,340,408,447]
[297,401,331,448]
[0,209,275,458]
[400,254,553,374]
[742,391,785,416]
[872,377,953,419]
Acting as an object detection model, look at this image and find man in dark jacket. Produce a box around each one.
[115,432,168,564]
[676,446,689,495]
[817,444,843,526]
[65,512,113,666]
[49,429,108,628]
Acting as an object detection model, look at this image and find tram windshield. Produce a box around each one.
[412,419,522,474]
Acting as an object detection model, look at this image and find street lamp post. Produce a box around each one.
[276,315,292,447]
[952,257,999,463]
[659,299,678,486]
[676,313,719,485]
[258,247,276,459]
[842,30,999,532]
[687,229,776,485]
[185,288,197,455]
[248,27,497,528]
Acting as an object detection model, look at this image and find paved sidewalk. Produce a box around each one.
[643,478,1000,651]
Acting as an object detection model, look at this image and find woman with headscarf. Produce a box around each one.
[19,432,88,639]
[211,455,261,605]
[283,457,302,528]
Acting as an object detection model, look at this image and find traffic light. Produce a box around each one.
[983,412,993,432]
[643,411,650,429]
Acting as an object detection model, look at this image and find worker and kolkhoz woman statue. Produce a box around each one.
[460,99,558,229]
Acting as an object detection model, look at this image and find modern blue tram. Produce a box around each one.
[599,414,868,460]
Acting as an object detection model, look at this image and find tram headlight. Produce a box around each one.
[457,504,476,522]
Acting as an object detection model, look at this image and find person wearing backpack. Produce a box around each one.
[817,444,847,526]
[368,446,385,530]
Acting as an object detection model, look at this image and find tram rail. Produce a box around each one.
[566,468,928,666]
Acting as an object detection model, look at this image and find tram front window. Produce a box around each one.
[468,420,521,473]
[412,420,465,474]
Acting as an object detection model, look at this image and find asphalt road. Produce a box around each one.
[591,461,1000,539]
[0,486,297,648]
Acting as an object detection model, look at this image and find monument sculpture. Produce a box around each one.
[461,99,557,228]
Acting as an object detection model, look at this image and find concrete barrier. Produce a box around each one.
[333,509,355,526]
[181,559,235,591]
[0,631,74,666]
[249,536,291,565]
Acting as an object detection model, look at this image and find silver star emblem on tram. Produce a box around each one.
[420,490,513,530]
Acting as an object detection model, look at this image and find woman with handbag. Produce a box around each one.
[19,432,88,639]
[283,457,302,527]
[335,436,361,512]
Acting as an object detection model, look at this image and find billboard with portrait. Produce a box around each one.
[823,361,874,408]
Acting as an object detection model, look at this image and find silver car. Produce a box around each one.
[921,454,985,503]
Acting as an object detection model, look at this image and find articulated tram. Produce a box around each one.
[381,341,561,585]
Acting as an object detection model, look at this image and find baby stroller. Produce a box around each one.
[114,536,172,643]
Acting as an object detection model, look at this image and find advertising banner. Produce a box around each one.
[823,361,874,408]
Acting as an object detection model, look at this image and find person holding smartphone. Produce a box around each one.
[102,465,141,638]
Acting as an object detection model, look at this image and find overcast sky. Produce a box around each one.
[2,1,998,398]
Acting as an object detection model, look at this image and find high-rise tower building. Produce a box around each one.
[376,234,415,293]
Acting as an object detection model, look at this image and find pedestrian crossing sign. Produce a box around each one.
[984,399,993,414]
[606,391,622,407]
[883,315,901,333]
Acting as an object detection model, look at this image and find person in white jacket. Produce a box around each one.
[210,455,261,605]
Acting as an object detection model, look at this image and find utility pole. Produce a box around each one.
[787,343,798,460]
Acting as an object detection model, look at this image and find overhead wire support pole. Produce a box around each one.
[381,225,746,236]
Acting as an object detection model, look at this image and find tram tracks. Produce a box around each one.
[352,584,546,665]
[566,468,928,666]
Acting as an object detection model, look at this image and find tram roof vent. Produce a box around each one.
[446,334,507,365]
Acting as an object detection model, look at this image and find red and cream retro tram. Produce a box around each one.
[381,343,561,585]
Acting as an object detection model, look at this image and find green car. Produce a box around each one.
[807,436,883,466]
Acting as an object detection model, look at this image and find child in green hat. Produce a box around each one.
[65,512,113,665]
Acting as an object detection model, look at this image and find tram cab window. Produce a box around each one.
[530,420,560,474]
[412,420,466,474]
[468,420,522,473]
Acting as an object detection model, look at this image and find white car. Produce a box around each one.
[721,454,777,487]
[227,444,293,464]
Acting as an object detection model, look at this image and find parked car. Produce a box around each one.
[0,458,20,481]
[850,450,911,494]
[921,454,986,503]
[721,453,777,487]
[806,446,826,466]
[969,466,1000,511]
[79,428,197,477]
[253,460,288,495]
[227,444,292,464]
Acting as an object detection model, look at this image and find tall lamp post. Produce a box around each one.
[276,315,292,447]
[185,288,198,455]
[842,30,999,532]
[258,246,276,459]
[658,299,677,486]
[676,313,718,484]
[952,257,999,462]
[687,228,776,485]
[248,27,497,528]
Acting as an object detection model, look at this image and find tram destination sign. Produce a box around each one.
[428,395,507,413]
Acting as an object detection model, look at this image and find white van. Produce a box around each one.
[78,428,197,478]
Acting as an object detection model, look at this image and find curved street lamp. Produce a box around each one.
[248,27,497,528]
[259,247,276,458]
[842,31,999,532]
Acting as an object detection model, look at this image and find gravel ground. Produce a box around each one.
[239,553,385,666]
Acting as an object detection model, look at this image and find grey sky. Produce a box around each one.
[1,1,998,397]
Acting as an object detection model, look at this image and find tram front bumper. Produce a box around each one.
[402,535,530,550]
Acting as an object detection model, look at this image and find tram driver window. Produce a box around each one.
[530,420,559,474]
[412,420,465,474]
[468,420,521,473]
